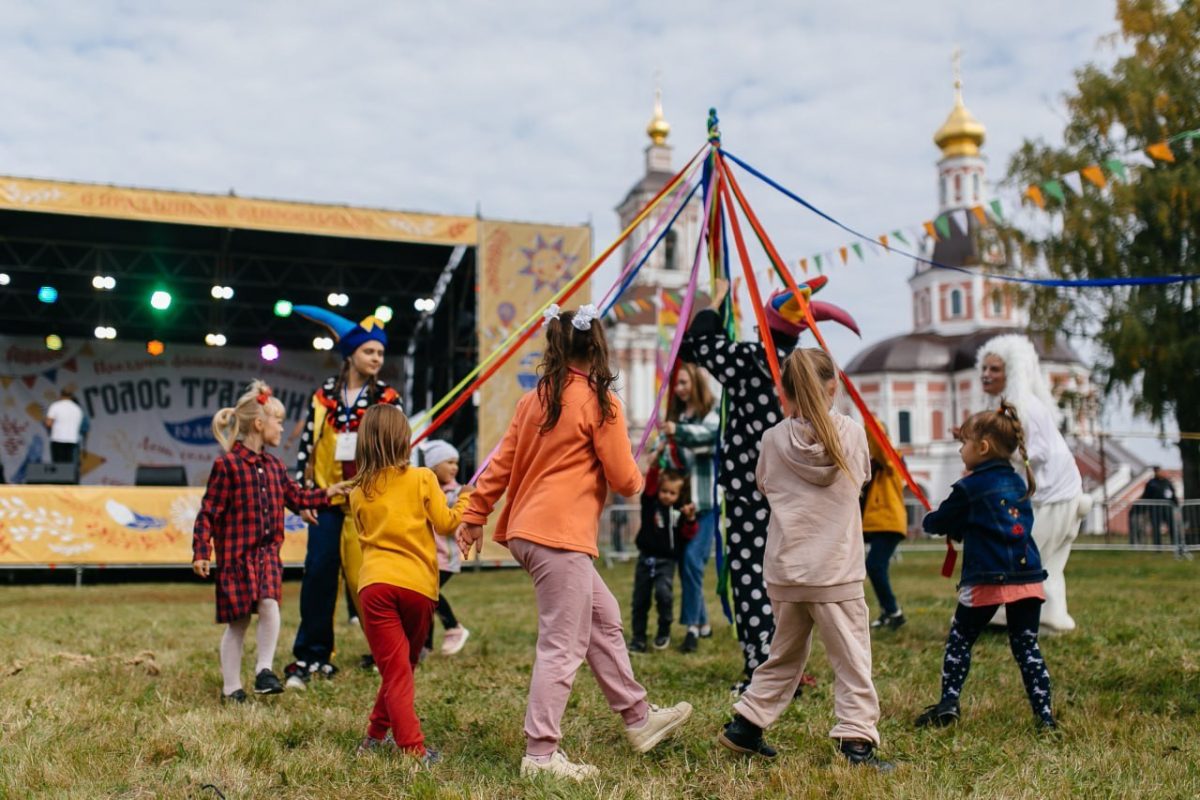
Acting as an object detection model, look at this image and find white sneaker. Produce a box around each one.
[285,674,307,691]
[441,626,470,656]
[519,750,599,781]
[626,701,693,753]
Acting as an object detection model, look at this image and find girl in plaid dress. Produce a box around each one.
[193,381,348,703]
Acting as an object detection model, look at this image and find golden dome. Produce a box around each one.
[934,76,986,158]
[647,87,670,146]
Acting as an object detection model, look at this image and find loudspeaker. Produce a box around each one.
[25,462,79,485]
[135,465,188,487]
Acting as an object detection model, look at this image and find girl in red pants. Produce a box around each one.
[349,404,472,763]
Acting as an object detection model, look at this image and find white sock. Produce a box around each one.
[687,625,700,636]
[255,599,281,674]
[220,617,251,694]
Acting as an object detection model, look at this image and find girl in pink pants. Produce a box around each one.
[457,304,692,782]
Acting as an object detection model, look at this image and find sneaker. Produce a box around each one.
[419,647,433,663]
[222,688,248,705]
[349,615,361,629]
[253,668,284,695]
[628,639,648,653]
[283,661,309,691]
[718,714,777,758]
[1037,716,1059,734]
[420,748,441,767]
[441,626,471,656]
[653,634,670,650]
[839,740,895,773]
[520,750,599,781]
[871,611,907,631]
[915,698,961,728]
[359,654,376,671]
[679,631,698,653]
[313,661,339,679]
[626,702,693,753]
[698,624,713,639]
[356,733,396,755]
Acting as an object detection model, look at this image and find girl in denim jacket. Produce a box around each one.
[916,402,1056,731]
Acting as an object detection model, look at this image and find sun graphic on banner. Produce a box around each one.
[519,235,579,293]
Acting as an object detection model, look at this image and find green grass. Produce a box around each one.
[3,551,1200,798]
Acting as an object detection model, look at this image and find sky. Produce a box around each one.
[0,1,1182,465]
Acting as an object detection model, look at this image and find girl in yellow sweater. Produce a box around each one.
[349,405,471,763]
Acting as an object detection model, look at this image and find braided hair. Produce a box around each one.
[960,400,1037,500]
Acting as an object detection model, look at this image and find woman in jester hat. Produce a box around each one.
[680,276,859,693]
[283,306,403,688]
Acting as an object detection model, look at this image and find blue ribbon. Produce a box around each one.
[719,148,1200,288]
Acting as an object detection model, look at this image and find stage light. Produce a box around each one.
[0,273,9,285]
[312,336,334,351]
[93,275,116,290]
[210,285,234,300]
[45,335,63,351]
[274,300,293,318]
[150,290,172,311]
[38,286,58,304]
[146,340,165,356]
[374,304,394,323]
[260,343,280,362]
[93,326,116,340]
[327,292,349,307]
[414,297,435,312]
[205,333,227,347]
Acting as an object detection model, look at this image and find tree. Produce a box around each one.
[1006,0,1200,498]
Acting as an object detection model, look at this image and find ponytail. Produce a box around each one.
[999,400,1036,500]
[536,307,617,433]
[780,348,851,477]
[210,380,284,452]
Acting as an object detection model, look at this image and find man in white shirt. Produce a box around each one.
[976,335,1090,633]
[44,389,84,474]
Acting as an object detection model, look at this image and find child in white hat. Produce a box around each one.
[419,440,471,656]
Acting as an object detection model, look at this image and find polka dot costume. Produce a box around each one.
[682,308,791,679]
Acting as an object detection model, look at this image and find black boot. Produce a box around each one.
[839,740,895,773]
[718,714,777,758]
[915,697,960,728]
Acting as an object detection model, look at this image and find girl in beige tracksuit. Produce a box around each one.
[718,348,892,772]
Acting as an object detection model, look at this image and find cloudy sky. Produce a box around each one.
[0,1,1181,463]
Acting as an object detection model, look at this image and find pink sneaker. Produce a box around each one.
[440,626,470,656]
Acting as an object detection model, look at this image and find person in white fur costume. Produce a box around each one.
[974,335,1091,633]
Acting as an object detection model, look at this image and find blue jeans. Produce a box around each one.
[864,531,904,616]
[679,509,717,627]
[292,507,345,663]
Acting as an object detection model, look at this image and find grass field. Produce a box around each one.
[2,550,1200,799]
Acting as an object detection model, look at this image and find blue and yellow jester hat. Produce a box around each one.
[292,306,388,358]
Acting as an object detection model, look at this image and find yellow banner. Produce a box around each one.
[0,486,308,566]
[0,176,477,246]
[475,220,591,558]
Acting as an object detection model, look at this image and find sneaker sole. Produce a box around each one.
[254,685,284,695]
[652,641,670,651]
[630,703,693,753]
[284,677,307,691]
[441,629,470,656]
[717,732,776,759]
[519,762,598,781]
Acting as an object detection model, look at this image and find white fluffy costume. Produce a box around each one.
[975,335,1089,633]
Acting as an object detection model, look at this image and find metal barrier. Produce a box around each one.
[1125,499,1184,552]
[600,504,641,565]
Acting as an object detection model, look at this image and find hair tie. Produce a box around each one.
[572,303,600,331]
[542,303,561,327]
[256,388,272,405]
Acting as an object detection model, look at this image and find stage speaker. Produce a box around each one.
[25,462,79,485]
[135,465,188,487]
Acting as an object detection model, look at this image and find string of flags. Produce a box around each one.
[794,129,1198,275]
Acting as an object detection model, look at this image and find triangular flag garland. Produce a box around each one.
[790,127,1196,272]
[851,242,864,261]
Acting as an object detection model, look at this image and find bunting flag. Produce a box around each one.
[921,221,937,240]
[1081,164,1107,189]
[1062,171,1084,196]
[799,257,808,274]
[1024,185,1046,209]
[934,215,951,239]
[971,205,988,225]
[0,377,11,389]
[814,254,824,273]
[839,246,849,265]
[878,234,889,250]
[851,242,864,261]
[951,208,970,236]
[1042,179,1065,203]
[1145,141,1175,162]
[892,230,909,246]
[989,199,1005,221]
[21,375,37,388]
[1102,159,1127,182]
[62,357,78,372]
[42,369,58,383]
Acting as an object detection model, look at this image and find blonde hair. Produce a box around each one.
[960,400,1037,500]
[211,380,284,452]
[353,404,412,499]
[780,348,852,477]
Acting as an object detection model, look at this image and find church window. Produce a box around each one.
[932,410,945,440]
[939,177,947,206]
[664,230,678,271]
[898,411,912,444]
[991,290,1003,316]
[972,173,981,201]
[954,174,962,203]
[950,289,963,317]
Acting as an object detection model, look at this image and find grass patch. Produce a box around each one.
[2,551,1200,797]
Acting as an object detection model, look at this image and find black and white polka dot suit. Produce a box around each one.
[681,308,789,679]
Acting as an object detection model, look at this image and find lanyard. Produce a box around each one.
[343,382,368,413]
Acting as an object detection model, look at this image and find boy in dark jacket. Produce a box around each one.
[629,466,697,652]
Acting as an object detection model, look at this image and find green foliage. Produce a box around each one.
[3,556,1200,798]
[1005,0,1200,494]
